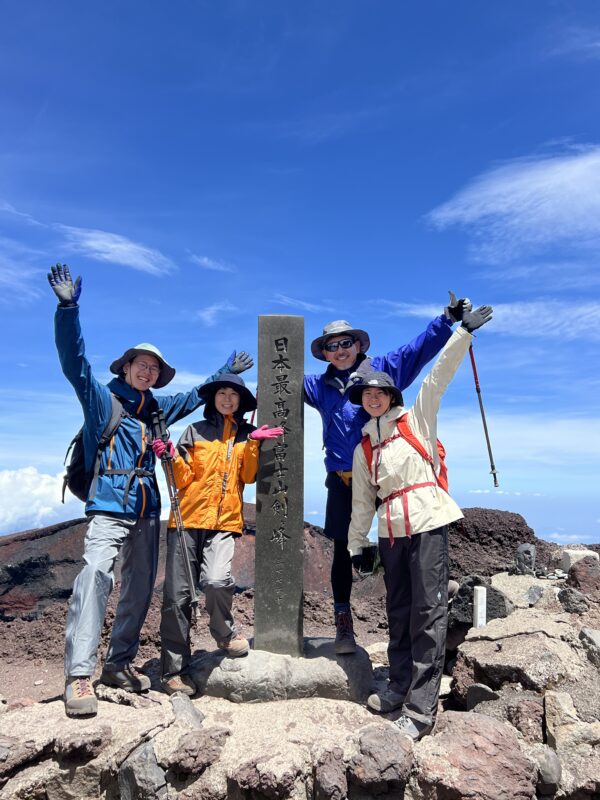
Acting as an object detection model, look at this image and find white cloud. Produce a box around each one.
[376,299,600,342]
[0,467,84,535]
[59,225,175,276]
[188,253,236,273]
[547,531,598,544]
[549,27,600,62]
[273,294,334,313]
[196,301,239,327]
[0,257,42,304]
[427,146,600,264]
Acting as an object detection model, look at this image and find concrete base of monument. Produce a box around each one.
[188,637,373,704]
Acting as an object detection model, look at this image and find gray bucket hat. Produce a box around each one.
[310,320,370,361]
[348,371,403,407]
[199,374,257,414]
[110,343,176,389]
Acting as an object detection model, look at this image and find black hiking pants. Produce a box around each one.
[379,525,449,727]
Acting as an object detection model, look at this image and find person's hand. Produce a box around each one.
[227,350,254,374]
[462,305,493,332]
[47,263,82,306]
[250,425,284,441]
[444,291,472,322]
[152,438,176,459]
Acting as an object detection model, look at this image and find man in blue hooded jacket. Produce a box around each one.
[48,264,253,717]
[304,294,470,654]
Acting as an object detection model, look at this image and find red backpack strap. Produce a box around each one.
[361,435,374,477]
[397,414,449,492]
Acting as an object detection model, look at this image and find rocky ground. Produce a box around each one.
[2,508,600,799]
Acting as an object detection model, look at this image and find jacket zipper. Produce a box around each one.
[215,416,235,524]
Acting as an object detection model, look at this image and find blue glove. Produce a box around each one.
[47,264,82,306]
[227,350,254,374]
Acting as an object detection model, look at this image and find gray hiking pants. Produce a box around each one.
[160,528,236,678]
[379,525,449,727]
[64,514,160,677]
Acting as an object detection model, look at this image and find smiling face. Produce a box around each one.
[361,387,393,418]
[123,354,161,391]
[321,335,361,370]
[214,387,241,416]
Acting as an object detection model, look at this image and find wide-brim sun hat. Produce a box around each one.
[199,374,257,414]
[348,371,404,407]
[110,343,176,389]
[310,320,370,361]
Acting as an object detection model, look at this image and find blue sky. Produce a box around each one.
[1,2,599,544]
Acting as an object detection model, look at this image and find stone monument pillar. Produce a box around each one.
[254,316,304,656]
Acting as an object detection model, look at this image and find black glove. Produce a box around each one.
[444,291,472,322]
[227,350,254,374]
[351,553,364,572]
[47,264,82,307]
[462,305,493,332]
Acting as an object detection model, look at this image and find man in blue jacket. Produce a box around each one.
[304,294,470,655]
[48,264,252,717]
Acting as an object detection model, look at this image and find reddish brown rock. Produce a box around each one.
[314,747,347,800]
[165,728,229,776]
[506,700,543,743]
[409,711,536,800]
[567,556,600,601]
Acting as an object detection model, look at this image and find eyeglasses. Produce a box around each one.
[323,337,356,353]
[134,360,161,375]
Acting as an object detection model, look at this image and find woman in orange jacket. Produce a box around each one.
[152,374,282,695]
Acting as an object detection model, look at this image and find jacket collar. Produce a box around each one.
[107,377,157,419]
[362,404,405,438]
[323,352,367,392]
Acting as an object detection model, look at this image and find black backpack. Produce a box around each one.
[62,395,125,503]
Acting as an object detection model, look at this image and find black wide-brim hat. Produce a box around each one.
[110,343,176,389]
[199,374,257,414]
[310,320,370,361]
[348,371,404,407]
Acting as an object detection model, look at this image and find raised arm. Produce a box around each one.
[49,264,112,431]
[410,305,493,465]
[372,293,472,392]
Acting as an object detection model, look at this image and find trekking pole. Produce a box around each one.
[150,410,199,622]
[468,344,499,488]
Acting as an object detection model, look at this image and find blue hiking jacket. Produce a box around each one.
[55,305,231,518]
[303,314,453,472]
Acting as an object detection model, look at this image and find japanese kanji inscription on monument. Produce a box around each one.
[254,315,304,656]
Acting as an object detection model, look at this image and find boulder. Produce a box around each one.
[451,610,583,705]
[561,548,599,573]
[557,587,590,615]
[489,572,558,610]
[313,747,347,800]
[567,555,600,600]
[118,741,167,800]
[545,691,600,798]
[406,711,536,800]
[446,576,514,652]
[526,743,562,796]
[348,723,413,795]
[190,640,373,703]
[579,627,600,669]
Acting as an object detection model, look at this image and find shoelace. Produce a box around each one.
[74,677,92,697]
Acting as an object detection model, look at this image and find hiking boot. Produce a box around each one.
[64,676,98,717]
[393,713,433,742]
[161,673,197,696]
[334,610,357,654]
[367,685,406,713]
[99,664,151,693]
[217,634,249,658]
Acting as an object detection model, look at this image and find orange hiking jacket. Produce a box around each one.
[169,412,259,534]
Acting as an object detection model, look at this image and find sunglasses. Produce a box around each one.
[323,337,356,353]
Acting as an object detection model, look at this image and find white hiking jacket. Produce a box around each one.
[347,327,472,555]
